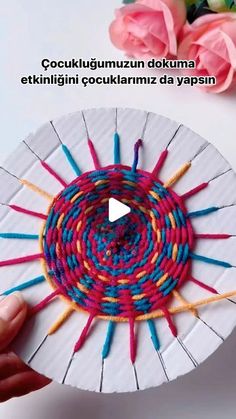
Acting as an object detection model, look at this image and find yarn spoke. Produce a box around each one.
[188,207,219,218]
[181,182,208,199]
[50,120,82,176]
[102,321,116,359]
[74,313,95,352]
[0,233,39,240]
[87,139,101,169]
[190,252,232,268]
[2,204,47,220]
[1,275,46,296]
[152,149,168,177]
[147,319,160,351]
[164,161,191,188]
[61,144,82,176]
[20,179,53,201]
[132,139,142,173]
[0,253,44,267]
[48,306,75,335]
[30,290,61,315]
[189,277,218,294]
[114,133,120,164]
[23,140,67,187]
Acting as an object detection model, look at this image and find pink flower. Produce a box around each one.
[109,0,186,59]
[178,13,236,93]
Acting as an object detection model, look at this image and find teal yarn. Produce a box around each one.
[2,275,46,295]
[114,133,120,164]
[102,321,116,359]
[147,319,160,351]
[188,207,219,218]
[0,233,39,240]
[61,144,81,176]
[190,253,232,268]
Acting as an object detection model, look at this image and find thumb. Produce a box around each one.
[0,293,27,351]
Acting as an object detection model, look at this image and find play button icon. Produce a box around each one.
[108,198,131,222]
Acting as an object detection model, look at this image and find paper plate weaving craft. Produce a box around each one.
[0,108,236,393]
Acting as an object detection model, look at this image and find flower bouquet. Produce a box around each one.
[109,0,236,93]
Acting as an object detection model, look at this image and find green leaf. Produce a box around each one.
[187,0,236,9]
[185,0,198,5]
[123,0,136,4]
[225,0,235,8]
[207,0,236,10]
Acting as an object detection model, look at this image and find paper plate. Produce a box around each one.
[0,108,236,393]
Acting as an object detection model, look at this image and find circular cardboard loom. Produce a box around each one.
[0,108,236,393]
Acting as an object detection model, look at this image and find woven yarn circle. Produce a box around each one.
[42,165,194,320]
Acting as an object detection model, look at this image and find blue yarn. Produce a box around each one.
[188,207,219,218]
[102,305,119,316]
[167,243,173,259]
[61,144,81,176]
[51,212,60,229]
[160,276,173,292]
[102,321,116,359]
[190,252,232,268]
[49,243,56,260]
[73,286,86,300]
[102,302,119,310]
[163,279,178,296]
[173,209,181,228]
[68,290,83,306]
[61,184,77,197]
[135,300,151,311]
[2,275,46,296]
[165,215,171,228]
[183,244,189,263]
[124,185,135,191]
[176,244,183,264]
[114,133,120,164]
[177,207,186,226]
[147,319,160,351]
[0,233,39,240]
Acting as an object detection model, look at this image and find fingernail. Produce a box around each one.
[0,293,25,322]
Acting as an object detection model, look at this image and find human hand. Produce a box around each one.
[0,293,51,402]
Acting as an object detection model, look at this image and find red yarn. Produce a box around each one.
[30,290,60,315]
[0,253,44,267]
[10,204,47,220]
[41,161,67,187]
[74,313,95,352]
[129,318,137,364]
[190,277,218,294]
[88,139,101,169]
[181,182,208,199]
[161,307,177,337]
[194,233,231,239]
[152,149,168,177]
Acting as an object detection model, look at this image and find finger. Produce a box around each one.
[0,370,51,403]
[0,351,31,380]
[0,293,27,351]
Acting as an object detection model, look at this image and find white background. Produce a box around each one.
[0,0,236,418]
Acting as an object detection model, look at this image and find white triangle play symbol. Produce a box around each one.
[108,198,131,222]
